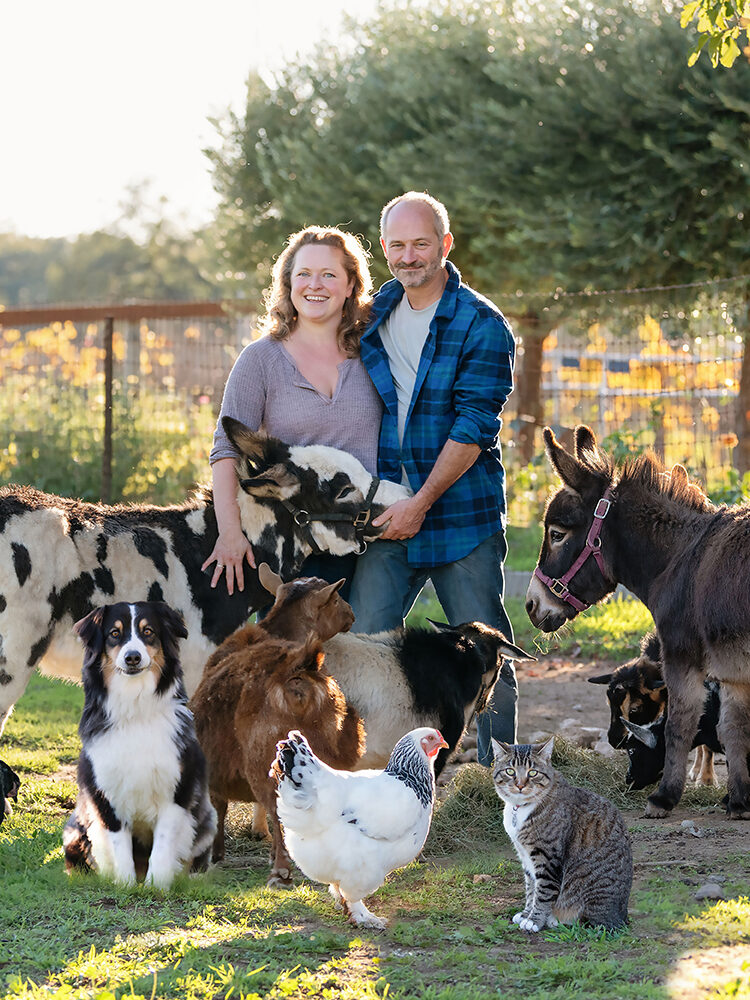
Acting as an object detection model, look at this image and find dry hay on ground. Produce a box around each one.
[428,736,727,855]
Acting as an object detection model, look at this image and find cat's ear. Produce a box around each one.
[491,737,512,762]
[532,736,554,761]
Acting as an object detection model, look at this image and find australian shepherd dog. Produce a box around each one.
[63,601,216,888]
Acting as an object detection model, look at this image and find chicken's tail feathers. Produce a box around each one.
[270,729,316,788]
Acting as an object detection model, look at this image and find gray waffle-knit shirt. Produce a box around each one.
[209,335,383,475]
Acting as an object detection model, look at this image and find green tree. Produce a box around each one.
[0,234,66,306]
[0,189,224,307]
[208,0,750,460]
[208,1,750,298]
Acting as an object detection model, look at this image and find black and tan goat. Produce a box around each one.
[589,631,717,787]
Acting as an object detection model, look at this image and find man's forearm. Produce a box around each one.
[375,440,481,539]
[412,439,481,514]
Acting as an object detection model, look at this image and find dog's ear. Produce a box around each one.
[153,603,188,662]
[73,607,106,670]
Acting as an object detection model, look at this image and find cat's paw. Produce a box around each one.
[512,912,527,924]
[544,914,559,928]
[518,916,542,933]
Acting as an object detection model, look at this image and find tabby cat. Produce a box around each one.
[492,736,633,932]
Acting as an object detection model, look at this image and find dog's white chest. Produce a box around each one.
[89,703,181,827]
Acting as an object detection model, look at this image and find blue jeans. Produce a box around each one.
[348,530,517,764]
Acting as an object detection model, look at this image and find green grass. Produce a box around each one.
[505,524,543,571]
[1,608,747,1000]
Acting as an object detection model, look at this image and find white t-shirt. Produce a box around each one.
[379,294,440,447]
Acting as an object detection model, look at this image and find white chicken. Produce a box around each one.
[272,726,447,929]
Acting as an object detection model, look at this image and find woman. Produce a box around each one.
[203,226,382,598]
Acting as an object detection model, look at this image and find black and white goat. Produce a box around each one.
[253,567,535,775]
[0,418,409,733]
[323,621,534,774]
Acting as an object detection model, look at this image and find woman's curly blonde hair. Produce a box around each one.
[257,227,373,356]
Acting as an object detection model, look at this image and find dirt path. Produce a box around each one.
[441,653,726,782]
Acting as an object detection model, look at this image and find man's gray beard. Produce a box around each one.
[393,259,442,288]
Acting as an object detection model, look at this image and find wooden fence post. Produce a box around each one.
[102,316,114,503]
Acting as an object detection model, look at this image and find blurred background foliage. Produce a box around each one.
[2,1,748,312]
[206,0,750,309]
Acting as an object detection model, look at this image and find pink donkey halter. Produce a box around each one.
[533,487,615,613]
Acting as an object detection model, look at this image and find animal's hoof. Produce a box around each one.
[644,800,672,819]
[267,870,293,889]
[726,805,750,820]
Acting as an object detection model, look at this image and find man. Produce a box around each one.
[348,191,518,765]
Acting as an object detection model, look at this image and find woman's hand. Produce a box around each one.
[202,529,255,595]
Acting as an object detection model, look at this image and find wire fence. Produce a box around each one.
[0,304,256,503]
[1,291,748,524]
[502,286,750,524]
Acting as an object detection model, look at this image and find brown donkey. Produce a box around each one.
[526,425,750,820]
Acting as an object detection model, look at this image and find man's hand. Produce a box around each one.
[373,496,429,540]
[372,441,481,542]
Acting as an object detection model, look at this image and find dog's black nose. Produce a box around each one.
[124,652,142,669]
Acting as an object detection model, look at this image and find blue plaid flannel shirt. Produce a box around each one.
[360,261,516,568]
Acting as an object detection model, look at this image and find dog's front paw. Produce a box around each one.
[113,872,137,887]
[145,867,176,890]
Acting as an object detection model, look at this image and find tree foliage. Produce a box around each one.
[207,0,750,309]
[681,0,750,68]
[0,190,225,307]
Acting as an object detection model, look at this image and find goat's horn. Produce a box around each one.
[258,562,284,594]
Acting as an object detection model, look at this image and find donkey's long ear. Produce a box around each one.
[543,427,596,495]
[573,425,599,463]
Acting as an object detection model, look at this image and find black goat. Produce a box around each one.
[588,631,665,748]
[622,681,722,790]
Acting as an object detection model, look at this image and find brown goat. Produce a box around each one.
[197,563,356,847]
[202,564,354,672]
[191,629,364,886]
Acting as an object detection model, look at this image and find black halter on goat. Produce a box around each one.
[242,475,382,556]
[534,485,615,612]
